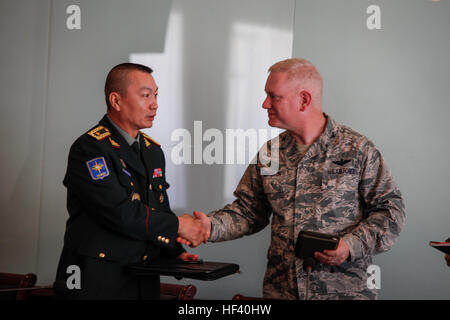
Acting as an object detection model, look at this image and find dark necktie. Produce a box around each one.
[131,141,140,156]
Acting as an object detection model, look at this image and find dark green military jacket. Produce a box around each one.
[55,115,184,299]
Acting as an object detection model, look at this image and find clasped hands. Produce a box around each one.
[178,212,351,266]
[177,211,211,247]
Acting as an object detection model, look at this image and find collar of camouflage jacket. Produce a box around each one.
[283,113,338,164]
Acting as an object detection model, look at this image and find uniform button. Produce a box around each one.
[142,255,148,261]
[151,208,155,211]
[149,184,152,190]
[165,238,170,244]
[130,182,134,187]
[99,252,106,258]
[161,237,166,242]
[157,236,162,241]
[131,192,140,201]
[159,184,163,190]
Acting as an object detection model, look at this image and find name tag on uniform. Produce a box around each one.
[153,168,163,178]
[86,157,110,180]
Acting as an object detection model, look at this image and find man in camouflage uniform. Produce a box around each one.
[184,58,405,299]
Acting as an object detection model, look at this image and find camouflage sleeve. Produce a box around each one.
[208,163,272,242]
[342,142,406,260]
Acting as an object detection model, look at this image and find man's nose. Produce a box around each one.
[262,96,271,109]
[150,98,158,109]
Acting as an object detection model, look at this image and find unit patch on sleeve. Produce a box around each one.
[86,157,110,180]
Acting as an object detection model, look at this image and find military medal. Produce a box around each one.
[153,168,163,178]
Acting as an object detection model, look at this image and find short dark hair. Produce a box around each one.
[104,63,153,110]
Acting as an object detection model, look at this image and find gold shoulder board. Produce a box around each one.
[88,126,111,141]
[140,132,160,148]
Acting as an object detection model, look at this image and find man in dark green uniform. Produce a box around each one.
[54,63,207,299]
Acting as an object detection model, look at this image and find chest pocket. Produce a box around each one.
[261,170,296,214]
[319,158,360,225]
[321,158,360,195]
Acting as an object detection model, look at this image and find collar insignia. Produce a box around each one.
[109,137,120,149]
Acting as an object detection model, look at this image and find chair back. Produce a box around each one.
[160,283,197,300]
[0,272,37,300]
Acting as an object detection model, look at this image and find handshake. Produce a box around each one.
[177,211,211,247]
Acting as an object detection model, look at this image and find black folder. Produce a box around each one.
[429,241,450,254]
[128,260,240,281]
[295,230,340,259]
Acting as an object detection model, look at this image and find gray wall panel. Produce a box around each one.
[0,0,50,274]
[293,0,450,299]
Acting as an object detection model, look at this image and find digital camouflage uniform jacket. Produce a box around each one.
[208,115,405,300]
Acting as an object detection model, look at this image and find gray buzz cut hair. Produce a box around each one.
[268,58,323,89]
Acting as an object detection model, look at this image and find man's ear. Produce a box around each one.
[299,90,312,112]
[109,92,122,112]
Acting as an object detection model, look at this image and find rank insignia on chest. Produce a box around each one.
[153,168,163,178]
[86,157,110,180]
